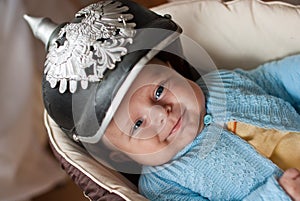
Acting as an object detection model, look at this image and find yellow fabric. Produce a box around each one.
[227,122,300,171]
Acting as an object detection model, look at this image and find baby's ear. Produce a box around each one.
[109,151,132,163]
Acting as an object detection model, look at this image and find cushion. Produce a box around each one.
[152,0,300,69]
[45,0,300,200]
[44,112,148,201]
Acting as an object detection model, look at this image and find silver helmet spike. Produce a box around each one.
[23,14,59,49]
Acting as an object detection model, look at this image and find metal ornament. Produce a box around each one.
[44,0,136,93]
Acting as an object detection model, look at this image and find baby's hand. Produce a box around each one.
[279,168,300,201]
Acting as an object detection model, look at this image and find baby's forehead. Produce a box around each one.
[118,64,166,103]
[134,63,169,84]
[118,61,172,104]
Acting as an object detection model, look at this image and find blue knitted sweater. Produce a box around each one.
[139,54,300,200]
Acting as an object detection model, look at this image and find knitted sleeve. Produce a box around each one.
[243,175,291,201]
[139,172,291,201]
[139,173,209,201]
[235,54,300,113]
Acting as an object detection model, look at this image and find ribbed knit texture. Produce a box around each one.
[139,54,300,201]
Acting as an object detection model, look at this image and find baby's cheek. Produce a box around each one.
[132,128,157,140]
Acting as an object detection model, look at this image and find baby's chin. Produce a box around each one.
[129,138,197,166]
[124,145,174,166]
[128,150,174,166]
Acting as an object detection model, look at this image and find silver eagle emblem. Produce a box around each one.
[44,0,136,93]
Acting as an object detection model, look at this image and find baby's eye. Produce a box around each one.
[133,119,143,133]
[154,85,164,100]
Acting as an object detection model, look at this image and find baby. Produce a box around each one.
[103,55,300,200]
[24,0,300,200]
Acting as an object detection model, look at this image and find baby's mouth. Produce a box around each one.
[169,115,182,137]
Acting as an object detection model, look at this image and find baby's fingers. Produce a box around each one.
[283,168,300,180]
[279,168,300,201]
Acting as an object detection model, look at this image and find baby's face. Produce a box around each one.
[103,59,206,166]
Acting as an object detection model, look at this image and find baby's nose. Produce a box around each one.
[149,105,168,127]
